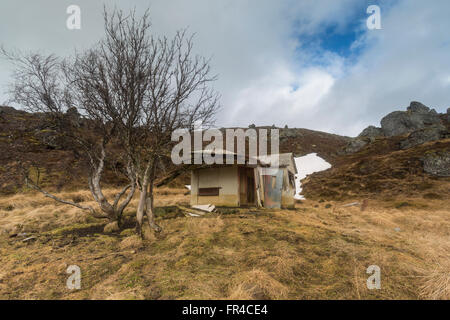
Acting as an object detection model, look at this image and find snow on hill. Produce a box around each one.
[294,153,331,199]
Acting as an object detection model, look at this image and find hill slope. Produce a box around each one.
[0,106,350,194]
[302,102,450,200]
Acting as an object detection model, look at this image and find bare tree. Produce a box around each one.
[133,29,220,235]
[2,7,219,236]
[1,47,136,226]
[90,8,220,235]
[58,8,158,232]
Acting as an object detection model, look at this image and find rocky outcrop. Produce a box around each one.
[276,127,351,164]
[34,129,66,150]
[342,138,369,154]
[422,151,450,177]
[344,101,448,154]
[400,125,448,149]
[358,126,384,139]
[407,101,432,114]
[33,107,83,149]
[380,101,442,137]
[64,107,82,127]
[343,125,385,153]
[0,106,27,120]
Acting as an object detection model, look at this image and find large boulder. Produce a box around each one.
[34,128,66,150]
[358,126,384,138]
[343,101,447,154]
[399,124,447,149]
[343,138,369,154]
[64,107,82,127]
[380,101,442,137]
[280,128,300,138]
[407,101,431,114]
[422,151,450,177]
[343,125,385,154]
[0,106,16,115]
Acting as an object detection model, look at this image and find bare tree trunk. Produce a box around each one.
[135,160,162,236]
[136,182,162,235]
[25,175,104,218]
[87,144,136,226]
[135,161,150,235]
[136,184,147,236]
[145,180,162,233]
[23,148,135,227]
[114,182,135,228]
[26,169,134,224]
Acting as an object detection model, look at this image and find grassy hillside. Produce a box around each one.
[1,106,448,300]
[0,106,351,195]
[0,188,448,299]
[302,137,450,200]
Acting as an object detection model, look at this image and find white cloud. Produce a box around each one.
[226,66,335,127]
[0,0,449,137]
[314,0,450,135]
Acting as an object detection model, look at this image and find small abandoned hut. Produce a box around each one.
[190,152,297,209]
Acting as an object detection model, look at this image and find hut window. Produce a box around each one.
[198,187,220,196]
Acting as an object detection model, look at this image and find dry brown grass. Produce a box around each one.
[228,269,288,299]
[418,260,450,300]
[0,188,449,300]
[0,187,187,235]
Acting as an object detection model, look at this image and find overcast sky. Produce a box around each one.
[1,0,449,136]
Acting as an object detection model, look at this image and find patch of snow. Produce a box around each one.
[294,153,331,200]
[185,185,191,190]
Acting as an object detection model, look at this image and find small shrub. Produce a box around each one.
[72,195,84,203]
[423,192,443,200]
[416,182,434,191]
[215,207,239,215]
[120,228,135,237]
[119,235,143,250]
[395,201,410,209]
[154,206,184,219]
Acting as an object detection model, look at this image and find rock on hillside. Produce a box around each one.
[304,101,449,200]
[0,106,351,194]
[381,101,442,136]
[302,138,450,200]
[343,101,449,154]
[278,127,351,165]
[0,106,124,195]
[423,150,450,177]
[215,125,351,165]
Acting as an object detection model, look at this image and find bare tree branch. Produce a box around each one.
[23,166,107,219]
